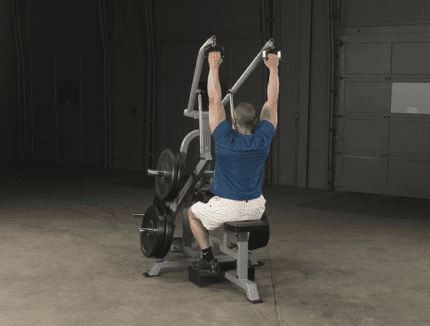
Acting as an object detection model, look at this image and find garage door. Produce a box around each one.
[333,33,430,199]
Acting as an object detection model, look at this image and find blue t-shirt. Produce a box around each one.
[210,120,275,201]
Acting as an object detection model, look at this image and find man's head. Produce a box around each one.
[232,102,258,135]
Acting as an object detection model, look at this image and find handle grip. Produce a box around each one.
[205,45,225,59]
[263,47,282,61]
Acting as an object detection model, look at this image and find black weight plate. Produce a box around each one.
[153,195,167,210]
[171,149,184,200]
[155,149,179,201]
[156,208,175,259]
[150,206,169,258]
[140,205,166,258]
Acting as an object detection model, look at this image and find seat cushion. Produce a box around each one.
[225,219,269,233]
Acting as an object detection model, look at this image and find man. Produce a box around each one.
[188,51,279,272]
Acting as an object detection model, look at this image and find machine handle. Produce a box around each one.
[205,44,225,59]
[262,47,282,61]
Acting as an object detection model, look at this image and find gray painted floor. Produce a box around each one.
[0,162,429,326]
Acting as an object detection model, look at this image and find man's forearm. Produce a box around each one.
[208,67,222,104]
[267,68,279,105]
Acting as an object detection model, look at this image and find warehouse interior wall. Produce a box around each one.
[1,0,429,198]
[0,0,19,163]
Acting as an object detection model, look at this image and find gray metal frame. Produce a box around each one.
[139,36,281,302]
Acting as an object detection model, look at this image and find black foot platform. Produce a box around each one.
[188,260,255,288]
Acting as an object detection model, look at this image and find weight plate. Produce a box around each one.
[140,205,166,258]
[155,148,179,201]
[153,195,167,210]
[172,149,184,199]
[157,208,175,259]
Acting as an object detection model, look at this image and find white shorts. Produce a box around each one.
[191,195,266,231]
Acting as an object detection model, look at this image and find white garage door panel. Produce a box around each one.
[345,82,387,114]
[388,120,430,154]
[340,156,385,188]
[345,43,389,75]
[342,118,385,152]
[335,33,430,199]
[392,43,430,75]
[388,159,430,190]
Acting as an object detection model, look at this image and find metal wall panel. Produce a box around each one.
[344,82,386,114]
[343,118,385,152]
[334,33,430,199]
[345,44,389,75]
[114,0,149,171]
[27,0,93,45]
[278,149,297,186]
[388,159,430,190]
[28,48,56,160]
[21,0,106,168]
[340,155,385,187]
[308,0,331,190]
[117,0,142,44]
[388,121,430,154]
[31,102,55,135]
[341,0,430,28]
[27,45,104,168]
[0,0,19,162]
[392,43,430,75]
[115,105,137,170]
[30,76,55,103]
[155,0,259,40]
[296,0,312,189]
[277,0,303,187]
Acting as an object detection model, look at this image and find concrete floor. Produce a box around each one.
[0,161,429,326]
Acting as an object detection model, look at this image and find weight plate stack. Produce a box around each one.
[153,195,168,210]
[157,208,175,259]
[155,148,183,201]
[140,205,166,258]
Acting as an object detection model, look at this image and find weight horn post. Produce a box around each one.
[147,169,171,178]
[138,227,157,233]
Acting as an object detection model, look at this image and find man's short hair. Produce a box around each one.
[234,102,257,129]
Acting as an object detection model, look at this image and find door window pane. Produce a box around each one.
[391,83,430,114]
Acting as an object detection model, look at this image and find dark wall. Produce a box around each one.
[0,0,157,171]
[0,0,19,163]
[112,0,152,171]
[21,0,106,168]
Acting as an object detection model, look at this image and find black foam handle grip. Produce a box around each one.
[205,45,225,58]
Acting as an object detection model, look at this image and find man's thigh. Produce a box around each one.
[191,195,266,231]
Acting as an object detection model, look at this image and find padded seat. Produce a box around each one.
[225,219,269,233]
